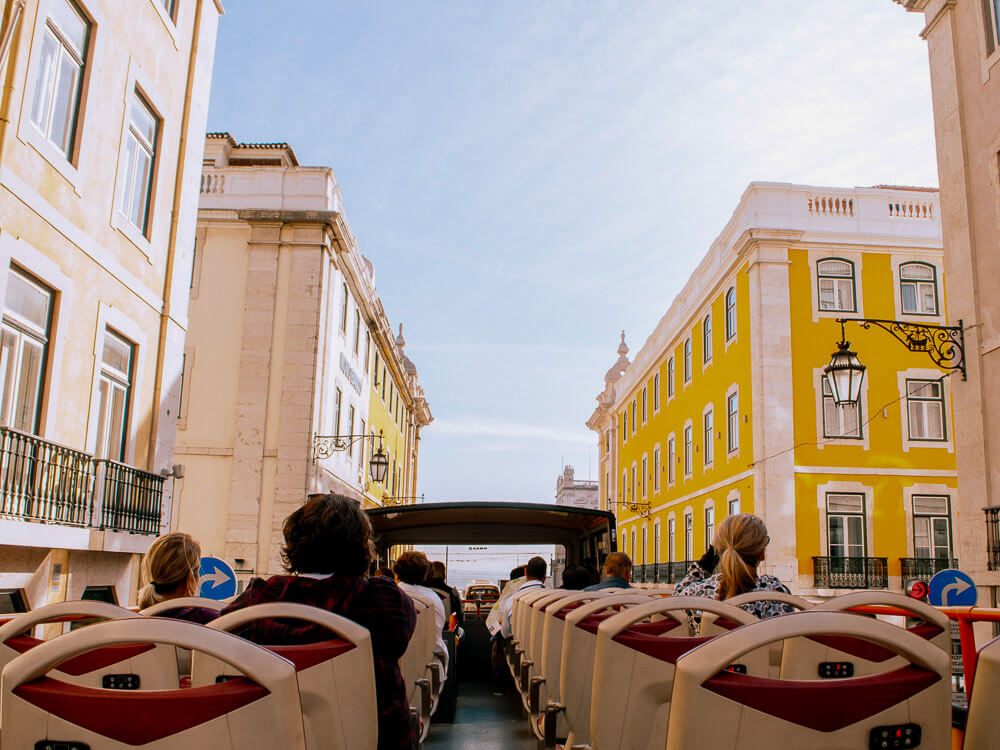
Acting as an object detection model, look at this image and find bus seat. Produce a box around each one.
[0,601,180,692]
[700,591,812,676]
[664,611,950,750]
[519,590,578,702]
[1,616,306,749]
[963,635,1000,750]
[140,597,226,617]
[399,589,444,740]
[780,591,949,680]
[591,597,762,750]
[192,602,377,750]
[558,594,650,749]
[509,588,554,678]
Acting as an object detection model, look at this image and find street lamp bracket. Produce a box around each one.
[836,317,966,380]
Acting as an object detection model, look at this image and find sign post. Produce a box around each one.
[927,568,977,607]
[198,556,238,601]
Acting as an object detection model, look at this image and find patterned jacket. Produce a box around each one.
[222,573,417,750]
[673,561,796,630]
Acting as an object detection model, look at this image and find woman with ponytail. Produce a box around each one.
[674,513,795,622]
[138,532,217,624]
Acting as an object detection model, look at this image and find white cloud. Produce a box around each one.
[432,417,594,446]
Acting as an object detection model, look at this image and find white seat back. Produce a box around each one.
[0,601,180,690]
[665,611,950,750]
[1,616,306,749]
[525,590,574,676]
[512,587,550,646]
[400,592,436,701]
[591,597,762,750]
[779,591,950,680]
[140,597,225,616]
[964,635,1000,750]
[193,603,377,750]
[560,593,649,747]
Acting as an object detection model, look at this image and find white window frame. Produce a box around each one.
[667,356,675,400]
[898,262,939,316]
[653,373,660,413]
[912,494,952,560]
[684,510,693,562]
[726,387,739,455]
[724,286,737,342]
[116,90,159,237]
[979,0,1000,75]
[809,251,864,322]
[683,421,693,478]
[0,268,55,435]
[667,515,676,563]
[339,282,349,333]
[703,404,714,467]
[815,481,874,566]
[641,386,647,424]
[640,454,648,499]
[93,327,135,462]
[631,399,636,435]
[825,492,867,559]
[683,338,692,384]
[821,376,862,440]
[702,313,712,366]
[816,258,857,313]
[812,367,869,450]
[641,525,648,565]
[704,502,715,548]
[667,433,676,486]
[652,445,661,494]
[653,521,660,565]
[904,376,948,443]
[727,490,740,517]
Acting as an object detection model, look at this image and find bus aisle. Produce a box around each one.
[422,676,537,750]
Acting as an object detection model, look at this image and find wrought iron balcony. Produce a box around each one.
[986,507,1000,571]
[900,557,958,581]
[813,556,888,589]
[0,427,163,536]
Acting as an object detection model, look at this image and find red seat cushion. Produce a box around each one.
[4,636,156,676]
[805,623,944,664]
[13,676,269,745]
[703,666,940,732]
[268,639,355,671]
[611,632,712,664]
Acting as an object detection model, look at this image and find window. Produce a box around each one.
[684,513,693,561]
[726,392,739,453]
[683,425,692,476]
[702,314,712,364]
[94,329,134,461]
[333,388,342,438]
[622,470,628,502]
[604,431,609,454]
[0,589,28,614]
[683,339,692,382]
[654,523,660,565]
[728,496,740,516]
[353,310,361,355]
[359,419,365,462]
[160,0,176,19]
[907,379,946,440]
[364,331,371,371]
[0,269,53,433]
[631,529,636,562]
[340,283,348,333]
[899,263,938,315]
[631,400,636,434]
[703,409,713,465]
[822,378,861,438]
[622,530,627,555]
[653,447,660,492]
[346,405,355,456]
[118,93,159,235]
[380,365,386,399]
[827,493,865,558]
[30,0,89,159]
[641,387,647,423]
[817,258,856,312]
[641,455,647,498]
[982,0,999,55]
[667,357,674,397]
[631,464,636,503]
[668,518,675,562]
[667,437,675,484]
[913,496,952,560]
[725,287,737,340]
[641,527,647,565]
[705,506,715,546]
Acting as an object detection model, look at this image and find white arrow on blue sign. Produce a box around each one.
[198,556,238,601]
[927,568,977,607]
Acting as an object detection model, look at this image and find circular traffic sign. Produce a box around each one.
[198,556,238,601]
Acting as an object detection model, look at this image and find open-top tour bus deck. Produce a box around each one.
[0,502,998,749]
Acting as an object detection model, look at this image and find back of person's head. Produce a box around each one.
[561,565,591,590]
[373,566,394,578]
[715,513,770,600]
[509,565,526,580]
[139,532,201,609]
[393,550,431,585]
[603,551,632,579]
[429,561,447,580]
[525,556,547,581]
[281,493,374,576]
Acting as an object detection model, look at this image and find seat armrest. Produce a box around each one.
[519,659,533,692]
[543,702,565,748]
[529,676,545,714]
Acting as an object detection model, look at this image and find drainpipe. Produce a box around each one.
[0,0,27,163]
[0,1,25,72]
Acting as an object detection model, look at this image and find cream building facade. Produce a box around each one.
[894,0,1000,596]
[0,0,221,609]
[176,133,431,582]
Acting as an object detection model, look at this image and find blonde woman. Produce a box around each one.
[674,513,795,620]
[139,532,216,624]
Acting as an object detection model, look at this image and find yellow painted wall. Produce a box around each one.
[366,345,412,506]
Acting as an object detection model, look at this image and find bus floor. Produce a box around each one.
[423,676,538,750]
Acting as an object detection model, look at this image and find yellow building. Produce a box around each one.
[0,0,221,608]
[590,183,956,595]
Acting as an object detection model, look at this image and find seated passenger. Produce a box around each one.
[223,493,417,750]
[497,556,546,638]
[425,561,464,629]
[138,532,217,624]
[561,564,593,590]
[584,552,633,590]
[394,551,449,673]
[674,513,795,620]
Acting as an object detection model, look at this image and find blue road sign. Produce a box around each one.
[198,556,238,601]
[927,568,977,607]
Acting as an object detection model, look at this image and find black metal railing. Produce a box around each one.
[632,564,646,583]
[96,460,164,535]
[0,427,93,526]
[900,557,959,581]
[813,556,888,589]
[986,507,1000,571]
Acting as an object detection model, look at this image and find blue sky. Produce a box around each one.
[207,2,937,503]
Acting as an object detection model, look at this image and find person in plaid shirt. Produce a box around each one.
[223,493,417,750]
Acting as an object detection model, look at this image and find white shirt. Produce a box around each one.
[398,581,449,672]
[500,579,544,639]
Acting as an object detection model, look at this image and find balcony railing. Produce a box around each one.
[813,556,888,589]
[900,557,958,581]
[987,507,1000,571]
[0,427,163,536]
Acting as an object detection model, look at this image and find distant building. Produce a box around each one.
[0,0,221,608]
[176,133,431,581]
[555,466,598,509]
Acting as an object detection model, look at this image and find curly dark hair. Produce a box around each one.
[281,493,374,576]
[392,550,430,585]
